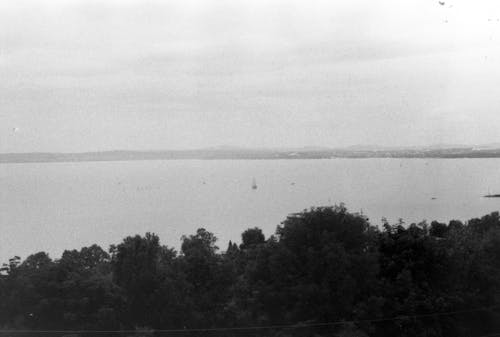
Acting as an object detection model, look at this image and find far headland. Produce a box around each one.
[3,144,500,163]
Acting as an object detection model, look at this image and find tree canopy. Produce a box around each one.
[2,207,500,336]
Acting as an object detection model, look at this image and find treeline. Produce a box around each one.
[2,205,500,336]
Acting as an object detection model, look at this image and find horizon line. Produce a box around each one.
[2,143,496,155]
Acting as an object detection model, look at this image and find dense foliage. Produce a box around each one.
[2,205,500,336]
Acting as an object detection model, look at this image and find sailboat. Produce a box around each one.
[251,177,258,190]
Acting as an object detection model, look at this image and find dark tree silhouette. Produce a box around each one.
[2,207,500,336]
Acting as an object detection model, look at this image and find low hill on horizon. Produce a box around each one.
[2,145,500,163]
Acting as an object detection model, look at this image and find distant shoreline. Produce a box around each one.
[3,147,500,163]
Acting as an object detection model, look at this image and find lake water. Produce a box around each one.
[2,158,500,261]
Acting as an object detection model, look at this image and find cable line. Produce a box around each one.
[0,304,498,334]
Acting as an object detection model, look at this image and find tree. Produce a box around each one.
[233,206,379,331]
[112,233,162,328]
[178,228,235,327]
[240,227,265,249]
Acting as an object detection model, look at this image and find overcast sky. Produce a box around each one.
[1,0,500,152]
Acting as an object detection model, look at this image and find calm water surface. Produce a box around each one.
[1,158,500,260]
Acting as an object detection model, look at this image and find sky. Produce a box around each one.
[1,0,500,152]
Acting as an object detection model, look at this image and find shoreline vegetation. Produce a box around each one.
[4,146,500,163]
[2,205,500,336]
